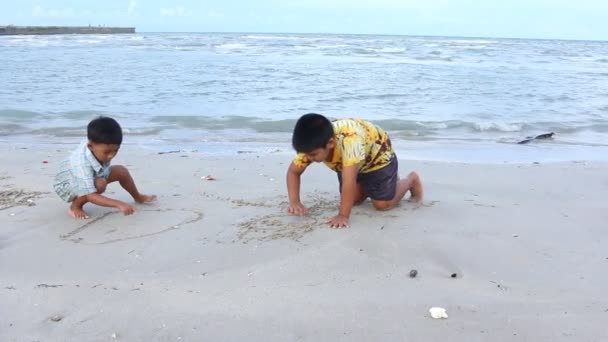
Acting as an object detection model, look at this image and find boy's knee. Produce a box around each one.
[408,171,420,180]
[112,165,129,176]
[95,177,107,193]
[110,165,130,181]
[372,201,393,211]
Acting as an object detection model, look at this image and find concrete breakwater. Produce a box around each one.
[0,26,135,35]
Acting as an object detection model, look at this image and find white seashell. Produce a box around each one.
[429,307,448,319]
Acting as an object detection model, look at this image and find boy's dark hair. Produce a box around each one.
[292,113,334,153]
[87,116,123,145]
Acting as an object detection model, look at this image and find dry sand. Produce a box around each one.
[1,143,607,341]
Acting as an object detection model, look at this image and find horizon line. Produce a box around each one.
[137,30,608,43]
[1,24,606,42]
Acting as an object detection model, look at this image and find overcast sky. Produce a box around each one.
[1,0,607,40]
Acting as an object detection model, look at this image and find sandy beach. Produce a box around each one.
[1,143,607,341]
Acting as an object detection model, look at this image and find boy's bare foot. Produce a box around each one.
[406,171,424,203]
[68,204,89,219]
[135,194,157,204]
[408,194,424,203]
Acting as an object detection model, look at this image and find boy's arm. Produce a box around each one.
[338,164,358,218]
[327,164,358,228]
[286,161,308,215]
[85,193,134,214]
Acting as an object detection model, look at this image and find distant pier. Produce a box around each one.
[0,26,135,35]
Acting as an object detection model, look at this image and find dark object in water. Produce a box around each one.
[450,273,457,278]
[518,132,555,144]
[409,269,418,278]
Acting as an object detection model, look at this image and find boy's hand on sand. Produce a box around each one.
[117,203,136,215]
[288,202,308,216]
[326,215,350,229]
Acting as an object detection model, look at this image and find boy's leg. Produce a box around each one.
[337,172,368,205]
[106,165,156,203]
[69,196,90,219]
[405,172,423,202]
[68,177,108,219]
[353,182,368,205]
[372,171,423,210]
[360,157,424,211]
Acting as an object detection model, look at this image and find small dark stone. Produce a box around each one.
[451,273,457,278]
[50,315,63,322]
[409,269,418,278]
[359,248,364,252]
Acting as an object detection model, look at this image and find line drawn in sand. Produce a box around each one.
[61,208,203,245]
[207,191,439,243]
[236,193,337,243]
[234,195,440,243]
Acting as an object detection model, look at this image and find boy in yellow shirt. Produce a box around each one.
[286,113,423,228]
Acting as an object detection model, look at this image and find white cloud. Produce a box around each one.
[32,6,44,16]
[206,9,221,18]
[128,0,137,16]
[160,7,186,17]
[158,3,222,18]
[282,0,451,10]
[32,6,75,17]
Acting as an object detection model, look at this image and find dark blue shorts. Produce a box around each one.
[337,156,398,201]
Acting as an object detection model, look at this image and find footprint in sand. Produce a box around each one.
[60,208,203,245]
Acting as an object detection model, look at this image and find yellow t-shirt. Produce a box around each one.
[293,118,394,173]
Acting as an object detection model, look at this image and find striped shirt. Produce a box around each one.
[53,140,112,202]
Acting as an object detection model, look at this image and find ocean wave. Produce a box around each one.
[474,122,523,132]
[146,115,608,135]
[318,93,411,102]
[349,47,379,55]
[2,113,608,147]
[0,123,28,136]
[0,109,46,120]
[216,43,248,50]
[57,110,110,120]
[541,95,576,103]
[28,127,86,137]
[5,109,607,136]
[122,127,165,136]
[379,47,407,53]
[244,35,322,41]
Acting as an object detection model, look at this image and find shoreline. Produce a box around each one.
[3,136,608,165]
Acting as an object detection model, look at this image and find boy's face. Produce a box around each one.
[88,142,120,164]
[304,139,335,163]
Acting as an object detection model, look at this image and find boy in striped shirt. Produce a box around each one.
[53,117,156,219]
